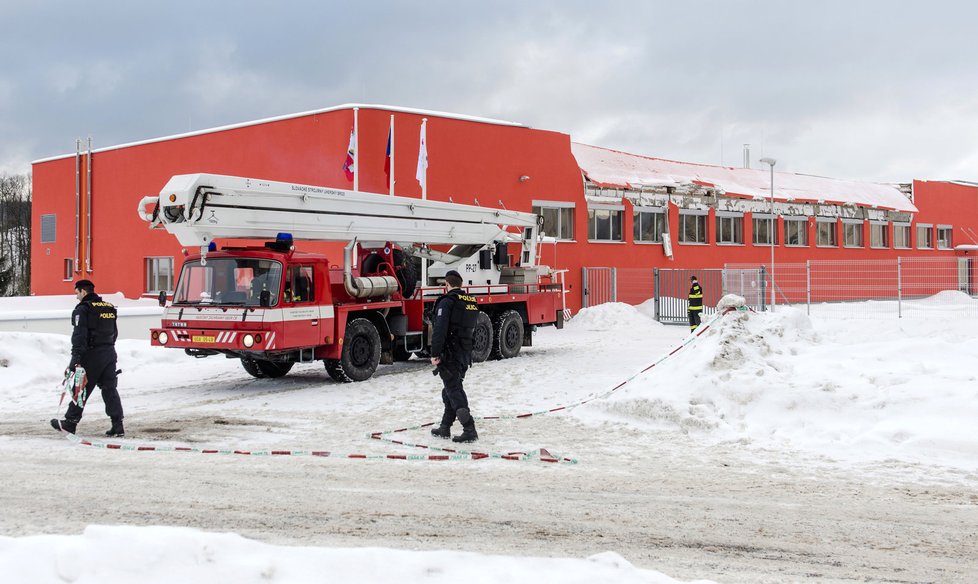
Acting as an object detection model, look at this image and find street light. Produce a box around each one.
[759,157,777,310]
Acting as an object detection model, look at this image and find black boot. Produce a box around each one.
[105,418,125,438]
[452,407,478,443]
[430,407,455,439]
[50,419,77,434]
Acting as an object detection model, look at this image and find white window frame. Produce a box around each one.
[916,223,934,249]
[752,213,779,246]
[633,206,666,244]
[783,216,808,247]
[146,256,175,294]
[869,221,889,249]
[715,211,744,245]
[63,258,74,281]
[937,224,952,249]
[678,210,708,244]
[532,200,575,241]
[587,203,624,242]
[816,218,838,247]
[843,219,864,248]
[893,222,911,249]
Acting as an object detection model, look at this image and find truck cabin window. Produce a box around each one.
[173,259,283,306]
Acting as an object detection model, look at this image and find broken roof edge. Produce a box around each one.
[32,103,529,165]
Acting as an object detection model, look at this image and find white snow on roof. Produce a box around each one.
[572,143,917,212]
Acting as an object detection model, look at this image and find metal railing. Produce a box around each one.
[582,257,978,321]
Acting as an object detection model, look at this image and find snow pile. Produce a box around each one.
[589,306,978,470]
[569,302,655,331]
[0,525,715,584]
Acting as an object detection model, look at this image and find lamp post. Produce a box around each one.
[760,157,777,310]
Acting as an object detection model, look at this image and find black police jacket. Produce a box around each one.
[69,292,118,367]
[430,288,479,359]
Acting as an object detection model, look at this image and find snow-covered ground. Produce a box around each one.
[1,294,977,583]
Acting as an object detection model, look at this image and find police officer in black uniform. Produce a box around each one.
[51,279,125,437]
[429,270,480,443]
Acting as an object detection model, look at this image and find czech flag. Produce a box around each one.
[342,128,356,181]
[384,126,392,188]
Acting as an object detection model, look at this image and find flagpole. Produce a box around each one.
[389,114,395,197]
[353,107,359,192]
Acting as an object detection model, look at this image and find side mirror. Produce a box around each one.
[259,290,271,308]
[158,290,167,307]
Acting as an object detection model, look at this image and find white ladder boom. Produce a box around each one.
[137,173,541,261]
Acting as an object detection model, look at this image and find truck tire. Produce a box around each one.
[471,310,493,363]
[324,360,346,382]
[241,357,267,378]
[256,360,294,378]
[335,318,381,382]
[491,309,523,360]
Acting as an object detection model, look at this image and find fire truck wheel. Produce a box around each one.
[241,357,267,378]
[471,311,493,363]
[256,360,294,378]
[338,318,382,382]
[491,309,523,360]
[324,360,346,382]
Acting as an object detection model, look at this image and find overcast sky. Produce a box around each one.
[3,1,978,183]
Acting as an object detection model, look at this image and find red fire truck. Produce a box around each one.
[137,174,565,382]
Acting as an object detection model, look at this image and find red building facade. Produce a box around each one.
[30,104,978,312]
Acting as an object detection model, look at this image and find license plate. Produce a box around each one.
[192,335,216,343]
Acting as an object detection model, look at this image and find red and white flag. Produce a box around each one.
[415,120,427,188]
[342,128,356,181]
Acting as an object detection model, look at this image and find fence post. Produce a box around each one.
[806,260,811,316]
[897,257,902,318]
[611,267,618,303]
[760,265,768,312]
[581,267,589,309]
[653,268,660,322]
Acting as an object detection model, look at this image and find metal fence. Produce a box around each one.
[582,257,978,321]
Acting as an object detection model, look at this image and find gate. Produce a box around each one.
[581,267,616,308]
[653,268,724,324]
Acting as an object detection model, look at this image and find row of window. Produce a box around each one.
[533,203,953,249]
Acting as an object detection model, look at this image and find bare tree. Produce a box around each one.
[0,173,31,296]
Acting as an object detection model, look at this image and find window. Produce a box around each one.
[633,207,666,243]
[41,214,57,243]
[146,257,175,294]
[916,224,933,249]
[870,222,889,248]
[816,219,837,247]
[843,220,864,248]
[894,223,911,249]
[587,206,623,241]
[715,213,743,244]
[174,258,282,306]
[937,225,952,249]
[285,265,314,303]
[784,217,808,246]
[679,211,707,243]
[63,259,74,281]
[532,201,574,241]
[752,214,778,245]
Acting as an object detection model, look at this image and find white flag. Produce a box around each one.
[415,120,428,187]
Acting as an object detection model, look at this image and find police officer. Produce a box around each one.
[429,270,480,443]
[688,275,704,332]
[50,280,125,437]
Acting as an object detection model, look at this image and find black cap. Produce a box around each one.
[445,270,462,279]
[74,279,95,291]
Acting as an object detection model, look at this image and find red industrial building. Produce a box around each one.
[30,104,978,312]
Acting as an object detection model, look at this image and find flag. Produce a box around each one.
[415,120,427,187]
[342,128,356,181]
[384,125,392,188]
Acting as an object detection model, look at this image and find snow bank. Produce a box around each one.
[0,525,715,584]
[587,306,978,470]
[569,302,657,331]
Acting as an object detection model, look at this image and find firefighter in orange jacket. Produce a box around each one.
[688,275,704,331]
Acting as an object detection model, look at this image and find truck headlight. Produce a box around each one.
[159,331,169,345]
[243,334,255,348]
